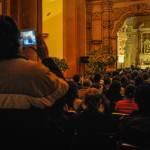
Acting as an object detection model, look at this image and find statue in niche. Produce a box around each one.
[144,39,150,54]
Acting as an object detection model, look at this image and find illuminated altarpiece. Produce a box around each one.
[86,0,150,70]
[139,31,150,68]
[117,16,150,69]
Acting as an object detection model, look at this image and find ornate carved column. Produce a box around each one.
[1,0,11,15]
[77,0,86,57]
[90,1,103,52]
[86,2,92,53]
[0,0,2,14]
[63,0,87,77]
[2,0,42,32]
[117,25,128,68]
[102,0,113,54]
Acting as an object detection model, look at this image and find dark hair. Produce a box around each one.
[135,76,143,87]
[0,15,20,59]
[73,74,81,83]
[84,88,101,110]
[125,84,135,99]
[142,72,149,80]
[64,81,78,107]
[42,57,64,79]
[135,83,150,112]
[93,74,101,82]
[106,80,122,102]
[104,77,111,85]
[109,80,121,92]
[120,75,128,88]
[36,34,49,60]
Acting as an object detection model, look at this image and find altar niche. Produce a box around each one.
[117,15,150,69]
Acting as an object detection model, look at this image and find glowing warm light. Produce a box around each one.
[118,55,124,63]
[42,0,63,59]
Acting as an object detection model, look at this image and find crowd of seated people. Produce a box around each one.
[115,84,139,114]
[68,68,150,149]
[0,15,150,149]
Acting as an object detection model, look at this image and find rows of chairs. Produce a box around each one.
[0,109,149,150]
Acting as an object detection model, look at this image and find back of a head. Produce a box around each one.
[112,71,119,77]
[42,57,56,68]
[143,72,149,81]
[42,57,64,79]
[104,77,111,85]
[0,15,20,59]
[64,81,78,107]
[93,74,101,82]
[83,79,91,88]
[131,70,138,80]
[135,76,144,86]
[107,80,122,101]
[125,84,136,99]
[120,75,128,87]
[84,88,101,110]
[36,35,49,60]
[110,80,121,91]
[73,74,80,83]
[135,83,150,112]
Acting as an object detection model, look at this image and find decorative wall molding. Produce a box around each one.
[90,40,103,45]
[2,0,9,15]
[86,0,150,69]
[129,3,148,13]
[112,0,146,3]
[103,20,113,29]
[112,8,128,21]
[112,2,150,36]
[92,11,101,20]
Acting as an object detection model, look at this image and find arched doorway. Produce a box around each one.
[117,15,150,69]
[111,2,150,69]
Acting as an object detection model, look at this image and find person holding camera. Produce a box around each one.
[0,15,69,109]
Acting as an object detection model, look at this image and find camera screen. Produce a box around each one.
[20,30,37,47]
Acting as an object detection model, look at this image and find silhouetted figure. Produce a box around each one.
[105,80,122,112]
[36,34,49,60]
[0,15,68,117]
[115,84,139,114]
[73,74,82,89]
[73,88,117,149]
[91,73,101,89]
[120,83,150,149]
[42,57,64,79]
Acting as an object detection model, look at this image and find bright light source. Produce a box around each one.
[118,55,124,63]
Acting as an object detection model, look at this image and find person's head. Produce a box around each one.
[131,70,138,80]
[135,76,143,87]
[83,79,91,88]
[0,15,20,59]
[135,83,150,113]
[104,77,111,85]
[142,72,149,81]
[84,88,101,110]
[73,74,81,83]
[109,80,121,92]
[42,57,64,79]
[120,75,128,87]
[36,34,49,60]
[107,80,122,101]
[65,81,79,108]
[125,84,136,99]
[93,73,101,83]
